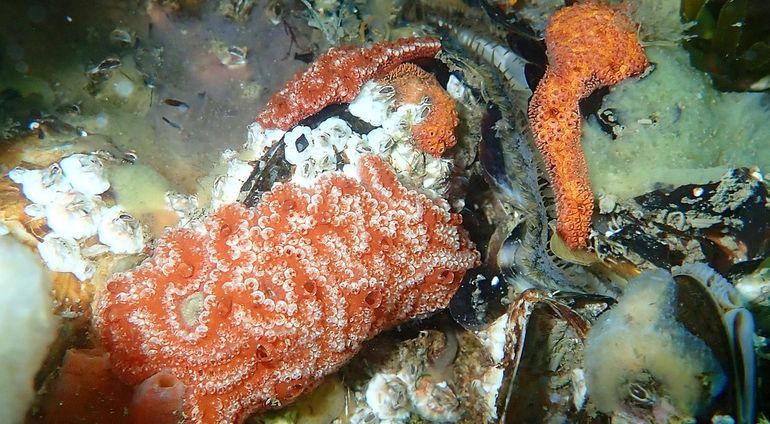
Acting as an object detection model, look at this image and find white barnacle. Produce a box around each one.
[44,192,102,240]
[210,157,254,209]
[409,377,461,423]
[313,117,352,152]
[365,373,411,421]
[349,80,395,127]
[245,122,285,158]
[37,233,95,281]
[59,153,110,195]
[9,163,73,205]
[284,125,314,165]
[97,206,145,254]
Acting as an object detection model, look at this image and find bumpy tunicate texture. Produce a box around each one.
[528,1,649,249]
[95,155,479,423]
[256,37,441,131]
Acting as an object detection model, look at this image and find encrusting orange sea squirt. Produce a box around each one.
[256,37,442,131]
[95,155,479,423]
[527,1,649,249]
[378,63,459,156]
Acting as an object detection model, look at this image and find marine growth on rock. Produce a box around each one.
[378,63,459,156]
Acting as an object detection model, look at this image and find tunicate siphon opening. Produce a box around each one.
[364,290,382,308]
[281,382,305,400]
[437,269,454,285]
[255,344,272,362]
[302,281,316,296]
[154,373,179,389]
[176,262,194,278]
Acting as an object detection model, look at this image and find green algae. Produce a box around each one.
[682,0,770,91]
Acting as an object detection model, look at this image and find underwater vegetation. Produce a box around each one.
[0,0,768,423]
[682,0,770,91]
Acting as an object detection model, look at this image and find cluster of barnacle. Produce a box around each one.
[343,330,464,423]
[9,154,145,281]
[242,75,463,200]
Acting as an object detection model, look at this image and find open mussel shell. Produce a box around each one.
[592,168,770,275]
[673,265,757,424]
[493,291,605,423]
[501,301,592,422]
[240,140,291,207]
[491,266,755,423]
[672,272,740,420]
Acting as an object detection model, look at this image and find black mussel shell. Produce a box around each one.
[449,264,510,331]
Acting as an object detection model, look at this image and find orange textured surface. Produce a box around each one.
[527,1,649,249]
[95,155,479,424]
[129,372,185,424]
[39,349,133,424]
[256,37,441,131]
[379,63,459,156]
[37,349,186,424]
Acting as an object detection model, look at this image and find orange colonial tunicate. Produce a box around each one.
[379,63,459,156]
[527,1,649,249]
[95,155,479,424]
[129,372,185,424]
[39,349,134,424]
[256,37,442,131]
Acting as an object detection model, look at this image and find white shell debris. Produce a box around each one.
[477,312,509,364]
[245,122,285,158]
[365,373,411,421]
[409,377,461,423]
[473,367,505,422]
[59,153,110,195]
[165,192,202,229]
[97,206,144,254]
[571,368,588,411]
[37,234,95,281]
[445,75,469,102]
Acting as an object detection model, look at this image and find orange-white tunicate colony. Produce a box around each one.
[95,155,479,423]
